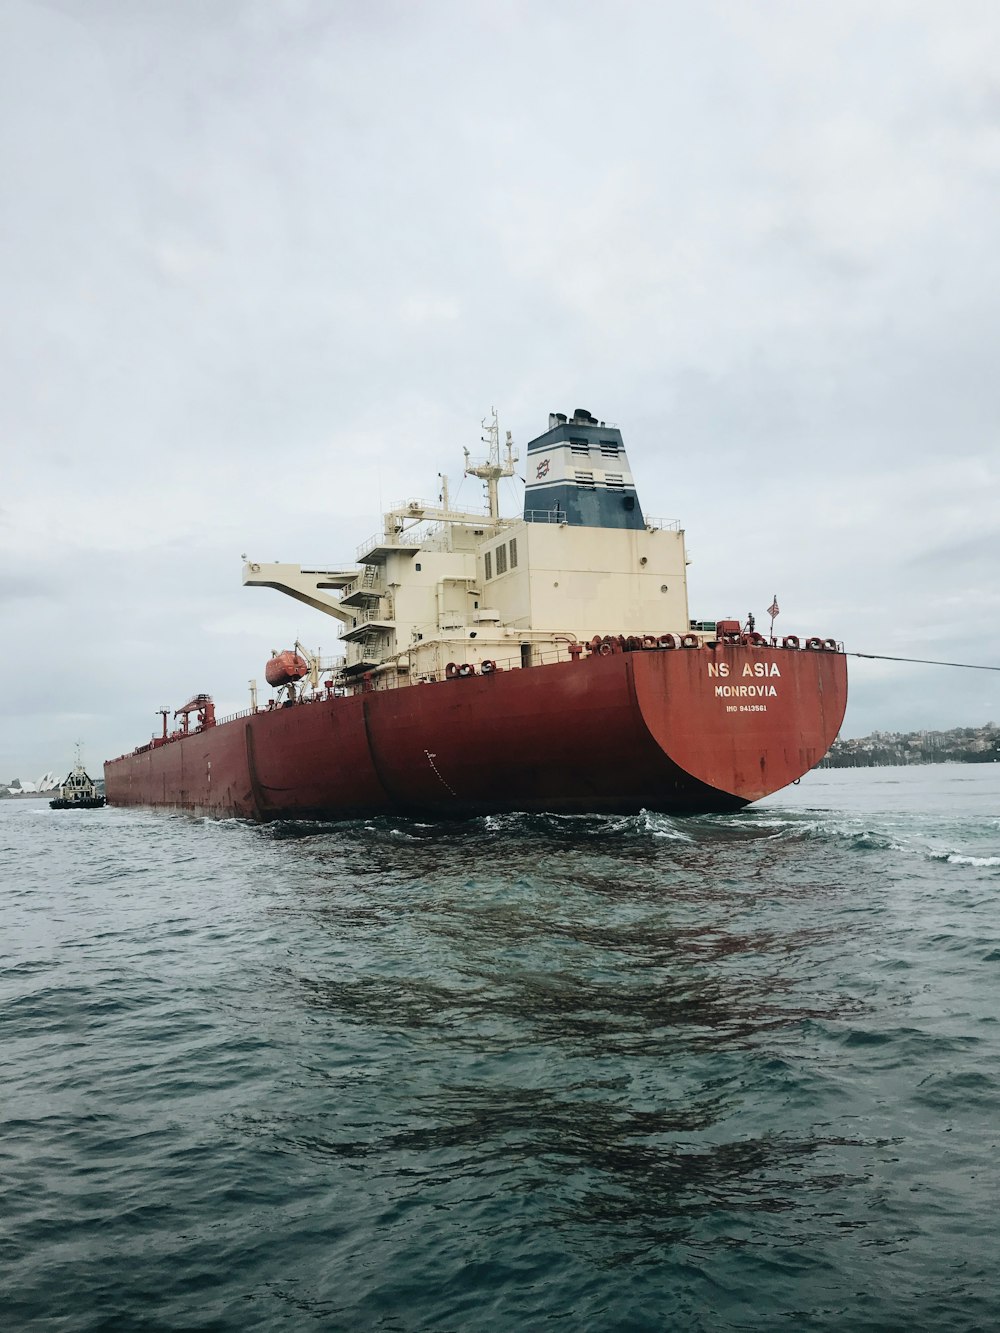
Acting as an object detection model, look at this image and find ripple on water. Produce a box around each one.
[1,767,999,1330]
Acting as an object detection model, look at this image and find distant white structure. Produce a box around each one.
[5,771,59,795]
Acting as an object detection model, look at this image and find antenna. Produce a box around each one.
[463,407,519,519]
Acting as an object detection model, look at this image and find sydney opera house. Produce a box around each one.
[4,772,58,797]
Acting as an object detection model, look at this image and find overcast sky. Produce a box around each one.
[3,0,999,778]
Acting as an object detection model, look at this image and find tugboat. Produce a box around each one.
[51,749,106,809]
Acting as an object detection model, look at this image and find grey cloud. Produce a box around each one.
[0,572,59,604]
[907,532,1000,570]
[2,0,1000,772]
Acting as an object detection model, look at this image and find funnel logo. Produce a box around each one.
[535,458,551,480]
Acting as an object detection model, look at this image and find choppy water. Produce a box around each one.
[2,765,999,1331]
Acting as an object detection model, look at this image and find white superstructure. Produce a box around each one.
[243,409,691,688]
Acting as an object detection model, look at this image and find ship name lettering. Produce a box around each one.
[708,662,780,680]
[714,684,778,699]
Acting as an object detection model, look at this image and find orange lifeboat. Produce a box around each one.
[265,651,309,688]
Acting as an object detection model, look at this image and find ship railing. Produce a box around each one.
[341,576,383,600]
[523,510,680,531]
[356,529,423,560]
[207,631,844,714]
[125,631,838,738]
[644,517,681,531]
[214,705,258,726]
[214,689,348,726]
[212,645,596,714]
[388,496,446,515]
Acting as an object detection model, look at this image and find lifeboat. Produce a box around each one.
[265,650,309,688]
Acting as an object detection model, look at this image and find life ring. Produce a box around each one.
[481,659,496,674]
[680,633,699,648]
[642,635,658,649]
[805,636,824,651]
[782,635,800,650]
[823,638,838,652]
[458,663,475,677]
[657,633,678,649]
[598,641,614,656]
[445,662,459,679]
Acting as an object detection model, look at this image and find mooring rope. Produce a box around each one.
[847,652,1000,673]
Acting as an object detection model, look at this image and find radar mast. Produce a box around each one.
[463,407,518,520]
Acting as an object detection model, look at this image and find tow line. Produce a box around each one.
[847,652,1000,673]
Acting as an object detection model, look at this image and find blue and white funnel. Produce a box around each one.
[523,409,645,530]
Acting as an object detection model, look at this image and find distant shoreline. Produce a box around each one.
[822,722,999,768]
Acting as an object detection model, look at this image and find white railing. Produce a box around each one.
[645,516,681,531]
[349,607,392,626]
[356,529,423,560]
[342,577,383,600]
[522,510,680,530]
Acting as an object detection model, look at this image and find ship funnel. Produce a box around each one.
[523,410,645,531]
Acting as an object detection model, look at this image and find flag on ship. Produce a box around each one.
[768,596,780,619]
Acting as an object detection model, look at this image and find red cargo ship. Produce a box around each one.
[105,409,847,818]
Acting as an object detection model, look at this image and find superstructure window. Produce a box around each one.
[569,437,590,455]
[574,470,596,489]
[495,544,508,575]
[605,473,624,489]
[509,537,518,569]
[600,441,620,457]
[484,551,492,581]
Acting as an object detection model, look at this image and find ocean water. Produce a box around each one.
[2,765,998,1332]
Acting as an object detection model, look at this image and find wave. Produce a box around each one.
[926,851,1000,868]
[479,810,694,841]
[245,805,995,874]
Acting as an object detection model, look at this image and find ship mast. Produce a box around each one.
[463,407,518,520]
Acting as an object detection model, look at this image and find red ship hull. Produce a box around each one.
[104,644,847,819]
